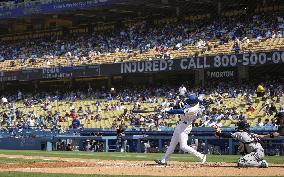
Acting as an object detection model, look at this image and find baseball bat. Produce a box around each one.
[132,109,160,113]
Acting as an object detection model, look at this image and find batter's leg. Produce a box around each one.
[160,127,180,163]
[179,131,205,162]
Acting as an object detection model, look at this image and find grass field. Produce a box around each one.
[0,150,282,177]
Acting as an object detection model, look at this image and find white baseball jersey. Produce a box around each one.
[181,103,201,123]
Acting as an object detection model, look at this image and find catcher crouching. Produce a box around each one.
[215,120,268,168]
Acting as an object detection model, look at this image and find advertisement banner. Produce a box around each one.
[117,50,284,74]
[205,68,237,80]
[0,50,284,82]
[0,71,18,82]
[41,65,100,79]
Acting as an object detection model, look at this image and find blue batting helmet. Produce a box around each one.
[185,95,199,105]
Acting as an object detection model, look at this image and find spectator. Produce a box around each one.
[256,84,265,97]
[255,118,264,127]
[247,105,255,113]
[178,84,187,97]
[85,140,92,152]
[263,118,273,127]
[71,116,80,129]
[232,37,241,54]
[1,96,8,106]
[66,143,73,151]
[268,103,277,116]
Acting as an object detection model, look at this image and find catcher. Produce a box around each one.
[215,120,268,168]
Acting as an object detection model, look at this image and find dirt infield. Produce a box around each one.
[0,154,283,176]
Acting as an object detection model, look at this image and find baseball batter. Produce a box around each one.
[155,95,207,165]
[215,121,269,168]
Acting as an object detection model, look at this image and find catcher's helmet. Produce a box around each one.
[185,95,199,105]
[236,120,250,131]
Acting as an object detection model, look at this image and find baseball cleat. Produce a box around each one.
[154,159,167,165]
[260,160,269,168]
[201,154,207,164]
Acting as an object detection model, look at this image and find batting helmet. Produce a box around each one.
[185,95,199,105]
[236,120,250,131]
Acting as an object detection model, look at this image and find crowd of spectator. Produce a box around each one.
[1,12,284,66]
[0,80,282,134]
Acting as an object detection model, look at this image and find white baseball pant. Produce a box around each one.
[162,122,203,162]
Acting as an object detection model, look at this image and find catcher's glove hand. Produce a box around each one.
[214,125,222,137]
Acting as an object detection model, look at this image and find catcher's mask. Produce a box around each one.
[236,120,250,131]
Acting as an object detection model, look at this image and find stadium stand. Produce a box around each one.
[0,81,282,131]
[0,12,284,70]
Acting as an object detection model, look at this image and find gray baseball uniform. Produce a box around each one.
[232,132,266,167]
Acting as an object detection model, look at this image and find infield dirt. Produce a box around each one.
[0,154,283,176]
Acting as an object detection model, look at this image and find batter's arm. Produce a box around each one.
[258,125,283,138]
[132,108,186,114]
[165,109,185,114]
[258,132,280,138]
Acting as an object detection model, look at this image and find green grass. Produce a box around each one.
[0,150,282,164]
[0,172,280,177]
[0,157,55,164]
